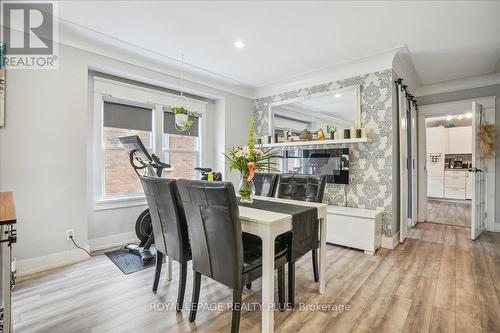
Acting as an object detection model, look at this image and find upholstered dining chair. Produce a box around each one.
[252,172,279,197]
[177,179,288,333]
[275,174,327,307]
[140,176,191,312]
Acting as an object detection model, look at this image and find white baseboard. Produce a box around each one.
[494,223,500,233]
[381,232,400,250]
[88,231,137,252]
[16,247,91,277]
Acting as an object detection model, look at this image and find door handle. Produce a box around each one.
[469,168,483,173]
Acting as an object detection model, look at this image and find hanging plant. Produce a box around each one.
[172,106,195,133]
[478,123,496,159]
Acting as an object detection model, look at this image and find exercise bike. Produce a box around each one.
[119,135,171,265]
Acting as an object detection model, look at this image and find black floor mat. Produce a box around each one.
[105,246,164,274]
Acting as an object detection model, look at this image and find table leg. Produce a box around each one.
[166,257,172,281]
[261,231,275,333]
[319,218,326,294]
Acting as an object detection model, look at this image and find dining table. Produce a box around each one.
[237,195,328,333]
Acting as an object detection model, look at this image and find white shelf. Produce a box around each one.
[260,137,369,149]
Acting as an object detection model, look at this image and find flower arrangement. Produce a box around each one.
[225,117,276,202]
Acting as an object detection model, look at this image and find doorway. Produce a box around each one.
[424,113,472,228]
[418,97,496,238]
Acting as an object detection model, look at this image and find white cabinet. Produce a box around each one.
[466,171,473,200]
[426,127,448,153]
[326,206,382,255]
[444,170,466,200]
[447,126,472,154]
[428,176,444,198]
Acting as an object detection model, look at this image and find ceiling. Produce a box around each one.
[57,1,500,89]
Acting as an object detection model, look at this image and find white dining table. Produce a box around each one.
[238,195,328,333]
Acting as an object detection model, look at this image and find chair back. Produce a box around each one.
[177,179,244,289]
[140,177,190,263]
[276,174,327,203]
[253,173,279,197]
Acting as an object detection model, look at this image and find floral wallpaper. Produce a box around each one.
[254,70,395,237]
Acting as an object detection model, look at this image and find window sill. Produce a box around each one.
[94,196,147,211]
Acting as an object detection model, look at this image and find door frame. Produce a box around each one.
[417,96,496,232]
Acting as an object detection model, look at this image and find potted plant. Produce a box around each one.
[329,126,337,139]
[224,117,276,203]
[172,106,194,133]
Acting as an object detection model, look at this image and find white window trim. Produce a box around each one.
[92,77,207,210]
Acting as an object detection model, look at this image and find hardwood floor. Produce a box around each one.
[12,223,500,332]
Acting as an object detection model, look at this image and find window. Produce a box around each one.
[162,110,201,179]
[93,77,207,209]
[102,101,153,198]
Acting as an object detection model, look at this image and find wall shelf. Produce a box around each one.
[260,137,369,149]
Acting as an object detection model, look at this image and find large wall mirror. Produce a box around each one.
[268,85,361,137]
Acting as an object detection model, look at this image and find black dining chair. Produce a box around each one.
[275,174,327,307]
[176,179,288,333]
[253,172,279,197]
[140,176,191,312]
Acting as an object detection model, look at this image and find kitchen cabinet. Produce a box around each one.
[428,176,444,198]
[426,127,448,153]
[444,170,466,200]
[466,171,473,200]
[447,126,472,154]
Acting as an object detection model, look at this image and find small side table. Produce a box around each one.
[1,192,17,333]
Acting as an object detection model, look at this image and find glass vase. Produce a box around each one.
[239,173,255,203]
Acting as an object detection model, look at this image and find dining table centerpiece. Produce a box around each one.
[225,117,276,203]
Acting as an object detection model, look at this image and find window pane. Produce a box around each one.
[103,127,152,198]
[163,151,198,179]
[163,133,198,151]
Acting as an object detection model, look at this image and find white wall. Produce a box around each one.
[0,43,253,274]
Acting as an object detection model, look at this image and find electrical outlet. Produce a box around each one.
[66,229,74,241]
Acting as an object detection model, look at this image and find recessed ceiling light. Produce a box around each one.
[334,93,341,98]
[234,40,245,49]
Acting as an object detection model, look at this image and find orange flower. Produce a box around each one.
[247,162,257,182]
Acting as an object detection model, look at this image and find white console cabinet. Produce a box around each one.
[326,206,382,255]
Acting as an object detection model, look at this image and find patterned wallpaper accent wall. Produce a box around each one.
[254,69,395,237]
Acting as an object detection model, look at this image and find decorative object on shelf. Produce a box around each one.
[225,117,276,203]
[0,43,5,127]
[356,128,362,138]
[478,123,496,158]
[344,128,351,139]
[349,127,357,139]
[360,127,367,138]
[299,129,313,141]
[317,128,326,140]
[334,130,343,140]
[328,126,337,139]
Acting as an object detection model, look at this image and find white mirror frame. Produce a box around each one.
[267,85,362,137]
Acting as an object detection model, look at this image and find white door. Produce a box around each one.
[411,103,418,227]
[399,90,408,242]
[471,102,487,239]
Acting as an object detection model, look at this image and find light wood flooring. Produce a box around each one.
[12,223,500,332]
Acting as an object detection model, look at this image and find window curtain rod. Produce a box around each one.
[395,78,418,110]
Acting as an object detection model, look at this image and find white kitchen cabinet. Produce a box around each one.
[466,171,473,200]
[426,127,448,153]
[445,187,466,200]
[447,126,472,154]
[428,176,444,198]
